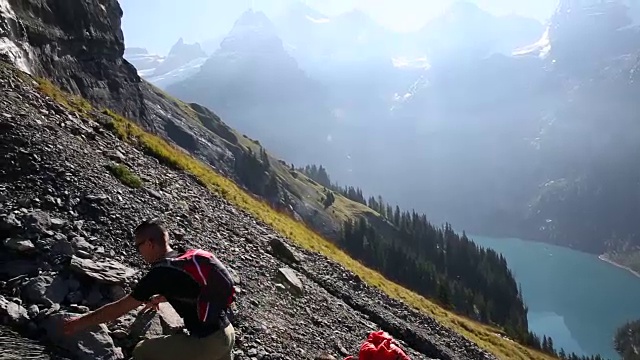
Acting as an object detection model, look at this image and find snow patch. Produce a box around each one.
[0,39,31,73]
[393,92,413,101]
[137,68,156,77]
[391,56,431,69]
[512,27,551,59]
[305,15,331,24]
[144,57,207,89]
[0,0,35,74]
[389,75,429,112]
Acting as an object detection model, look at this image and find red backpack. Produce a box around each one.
[344,331,410,360]
[153,249,236,324]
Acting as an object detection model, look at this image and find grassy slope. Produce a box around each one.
[148,82,375,225]
[33,73,556,360]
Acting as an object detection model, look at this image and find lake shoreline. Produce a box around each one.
[598,254,640,279]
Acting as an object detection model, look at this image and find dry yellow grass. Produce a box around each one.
[34,75,557,360]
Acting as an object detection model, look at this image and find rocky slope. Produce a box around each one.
[1,0,362,247]
[0,61,496,360]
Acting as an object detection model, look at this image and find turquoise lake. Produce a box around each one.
[471,235,640,360]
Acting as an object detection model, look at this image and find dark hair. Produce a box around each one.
[133,218,168,246]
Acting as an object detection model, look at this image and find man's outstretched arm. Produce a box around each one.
[63,294,143,335]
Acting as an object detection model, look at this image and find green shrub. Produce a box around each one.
[106,163,142,189]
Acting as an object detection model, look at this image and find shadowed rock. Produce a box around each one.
[69,256,136,285]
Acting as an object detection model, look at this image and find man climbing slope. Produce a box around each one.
[62,218,236,360]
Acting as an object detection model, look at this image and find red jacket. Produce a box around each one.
[344,331,410,360]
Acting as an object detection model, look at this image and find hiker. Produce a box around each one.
[62,218,236,360]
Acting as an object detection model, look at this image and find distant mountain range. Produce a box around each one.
[125,1,543,89]
[126,0,640,269]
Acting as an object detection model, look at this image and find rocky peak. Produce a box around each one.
[543,0,640,73]
[444,1,492,22]
[219,9,282,54]
[283,1,326,20]
[151,37,207,77]
[229,9,278,38]
[166,37,206,59]
[550,0,637,38]
[419,1,543,66]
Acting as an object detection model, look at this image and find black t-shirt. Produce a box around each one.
[131,252,229,337]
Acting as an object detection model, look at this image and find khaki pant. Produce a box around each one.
[132,324,235,360]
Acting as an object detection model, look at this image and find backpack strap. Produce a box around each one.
[150,249,235,316]
[149,251,201,304]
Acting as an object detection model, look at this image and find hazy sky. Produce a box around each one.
[119,0,558,54]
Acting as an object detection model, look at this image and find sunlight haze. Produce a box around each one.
[119,0,558,54]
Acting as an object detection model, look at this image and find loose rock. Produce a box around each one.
[0,295,29,326]
[3,238,35,252]
[43,312,124,360]
[69,256,136,285]
[276,268,304,296]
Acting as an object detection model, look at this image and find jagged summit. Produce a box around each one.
[515,0,640,71]
[213,9,283,56]
[283,1,327,21]
[444,1,491,21]
[150,37,207,77]
[416,0,543,65]
[228,9,278,38]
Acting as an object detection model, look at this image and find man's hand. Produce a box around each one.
[143,295,167,311]
[60,295,143,336]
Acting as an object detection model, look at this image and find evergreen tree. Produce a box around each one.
[614,319,640,360]
[323,191,336,208]
[297,163,606,360]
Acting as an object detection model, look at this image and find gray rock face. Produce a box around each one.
[23,211,51,234]
[276,268,303,296]
[69,256,136,285]
[22,276,55,306]
[128,308,164,340]
[0,295,29,326]
[0,213,21,231]
[7,0,143,124]
[43,312,124,360]
[269,236,301,265]
[3,238,35,252]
